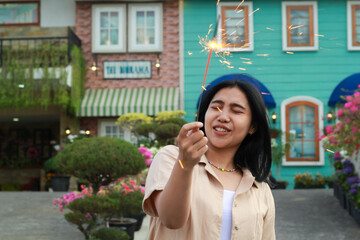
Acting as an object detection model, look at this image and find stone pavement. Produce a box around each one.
[0,189,359,240]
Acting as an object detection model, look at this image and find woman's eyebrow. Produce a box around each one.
[210,100,246,110]
[210,100,224,105]
[231,103,246,110]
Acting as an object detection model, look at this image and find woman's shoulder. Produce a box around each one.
[254,180,274,199]
[157,145,179,157]
[254,181,272,192]
[153,145,179,164]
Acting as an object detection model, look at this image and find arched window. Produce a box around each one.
[281,96,324,166]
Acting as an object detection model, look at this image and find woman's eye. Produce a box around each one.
[233,109,243,114]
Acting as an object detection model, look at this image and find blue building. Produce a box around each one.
[180,0,360,188]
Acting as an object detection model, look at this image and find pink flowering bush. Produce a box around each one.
[138,147,153,167]
[319,85,360,155]
[52,178,145,239]
[53,192,84,212]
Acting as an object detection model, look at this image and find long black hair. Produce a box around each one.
[196,79,272,182]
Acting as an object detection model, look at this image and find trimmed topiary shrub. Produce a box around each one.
[53,137,146,194]
[134,123,158,138]
[154,123,181,145]
[92,228,130,240]
[162,117,187,127]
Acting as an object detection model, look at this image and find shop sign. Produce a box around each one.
[104,61,151,79]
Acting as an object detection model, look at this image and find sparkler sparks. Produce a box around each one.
[210,42,220,49]
[326,149,335,154]
[288,24,304,30]
[188,51,193,55]
[179,159,184,168]
[235,0,245,11]
[217,107,222,112]
[238,67,246,70]
[286,51,294,54]
[249,8,260,16]
[266,27,275,31]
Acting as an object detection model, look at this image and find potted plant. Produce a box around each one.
[104,180,145,240]
[53,136,146,239]
[294,172,326,189]
[271,136,290,189]
[270,128,281,138]
[44,157,70,192]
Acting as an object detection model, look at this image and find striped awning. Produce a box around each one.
[78,87,180,117]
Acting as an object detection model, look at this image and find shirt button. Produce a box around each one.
[234,226,239,230]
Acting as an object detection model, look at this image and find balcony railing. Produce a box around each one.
[0,27,81,67]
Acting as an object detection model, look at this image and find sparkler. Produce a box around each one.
[195,1,262,121]
[196,16,220,122]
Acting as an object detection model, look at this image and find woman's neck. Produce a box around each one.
[205,147,237,170]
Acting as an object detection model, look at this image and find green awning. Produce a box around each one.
[78,87,180,117]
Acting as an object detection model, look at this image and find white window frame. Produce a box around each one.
[282,1,318,51]
[347,1,360,50]
[128,3,163,52]
[92,4,126,53]
[281,96,324,166]
[98,119,137,144]
[216,1,254,52]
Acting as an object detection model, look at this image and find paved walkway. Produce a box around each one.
[0,189,359,240]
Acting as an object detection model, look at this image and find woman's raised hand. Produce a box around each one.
[177,122,208,170]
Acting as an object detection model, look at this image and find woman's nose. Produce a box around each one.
[217,110,230,122]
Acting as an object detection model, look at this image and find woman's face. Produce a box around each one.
[204,87,254,152]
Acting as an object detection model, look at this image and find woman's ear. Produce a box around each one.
[248,125,257,135]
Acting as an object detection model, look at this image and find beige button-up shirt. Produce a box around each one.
[143,145,276,240]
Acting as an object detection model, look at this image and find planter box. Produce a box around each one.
[108,217,137,240]
[349,199,360,226]
[128,211,146,231]
[346,195,352,215]
[339,190,347,209]
[51,176,70,192]
[333,182,341,201]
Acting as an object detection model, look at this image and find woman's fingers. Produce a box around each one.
[177,122,208,168]
[186,137,208,159]
[178,122,203,139]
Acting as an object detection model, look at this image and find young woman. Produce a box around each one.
[143,79,275,240]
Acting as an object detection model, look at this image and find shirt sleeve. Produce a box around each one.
[142,145,178,217]
[262,184,276,240]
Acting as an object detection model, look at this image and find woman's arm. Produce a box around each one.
[262,185,276,240]
[152,122,208,229]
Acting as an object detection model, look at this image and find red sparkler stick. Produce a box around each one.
[201,47,213,94]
